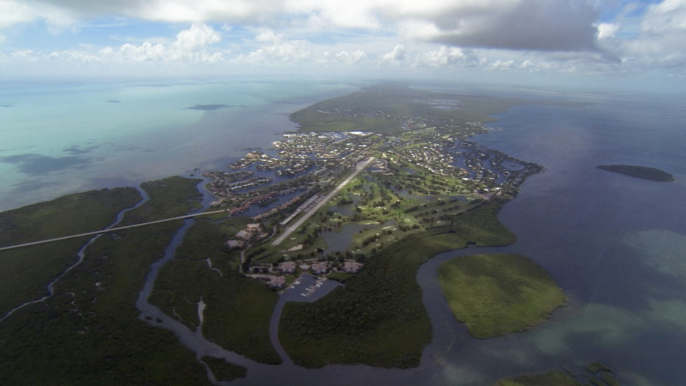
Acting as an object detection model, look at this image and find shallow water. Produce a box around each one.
[0,79,357,211]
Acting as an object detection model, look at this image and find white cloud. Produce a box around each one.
[254,28,281,44]
[413,46,473,67]
[10,50,38,61]
[640,0,686,35]
[597,23,619,39]
[238,39,311,64]
[608,0,686,70]
[285,0,382,29]
[4,0,604,53]
[333,49,366,64]
[6,23,224,65]
[381,44,405,63]
[0,0,685,86]
[0,0,76,30]
[173,22,221,51]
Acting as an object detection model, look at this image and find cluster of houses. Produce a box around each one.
[251,187,318,222]
[226,223,267,249]
[247,259,364,290]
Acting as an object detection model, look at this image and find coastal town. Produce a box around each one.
[203,116,543,293]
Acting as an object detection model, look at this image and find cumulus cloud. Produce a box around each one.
[174,22,221,51]
[237,35,311,64]
[640,0,686,35]
[381,44,405,63]
[0,0,77,31]
[2,0,686,82]
[98,23,223,63]
[413,46,474,67]
[7,23,224,65]
[332,49,366,64]
[597,23,619,40]
[610,0,686,69]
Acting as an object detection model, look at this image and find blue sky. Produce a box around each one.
[1,0,685,91]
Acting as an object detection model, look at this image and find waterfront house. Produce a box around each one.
[269,276,286,289]
[279,261,296,274]
[312,262,329,275]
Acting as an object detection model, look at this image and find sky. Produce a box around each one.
[1,0,685,91]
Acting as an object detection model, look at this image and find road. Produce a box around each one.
[1,158,375,253]
[0,208,234,252]
[271,156,375,246]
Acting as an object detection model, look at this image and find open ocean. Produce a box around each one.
[2,80,686,385]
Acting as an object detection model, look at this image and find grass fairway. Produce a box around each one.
[0,177,215,386]
[150,218,282,364]
[0,187,141,317]
[438,254,566,339]
[279,202,516,368]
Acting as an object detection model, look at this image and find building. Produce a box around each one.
[343,261,363,273]
[311,262,329,275]
[279,261,296,274]
[269,276,286,289]
[226,240,244,249]
[235,230,250,240]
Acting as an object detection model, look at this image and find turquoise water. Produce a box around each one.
[0,79,357,211]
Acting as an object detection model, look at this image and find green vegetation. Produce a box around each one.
[290,84,523,134]
[495,363,620,386]
[437,253,566,338]
[123,176,203,224]
[201,356,247,382]
[495,370,582,386]
[0,187,141,317]
[597,164,675,182]
[149,218,282,364]
[600,372,620,386]
[279,202,515,368]
[327,271,354,282]
[586,362,612,373]
[251,171,486,264]
[0,177,215,385]
[290,84,586,134]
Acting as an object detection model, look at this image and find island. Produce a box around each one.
[0,84,581,384]
[437,254,566,339]
[597,164,675,182]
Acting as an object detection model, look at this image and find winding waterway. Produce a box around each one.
[0,186,150,323]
